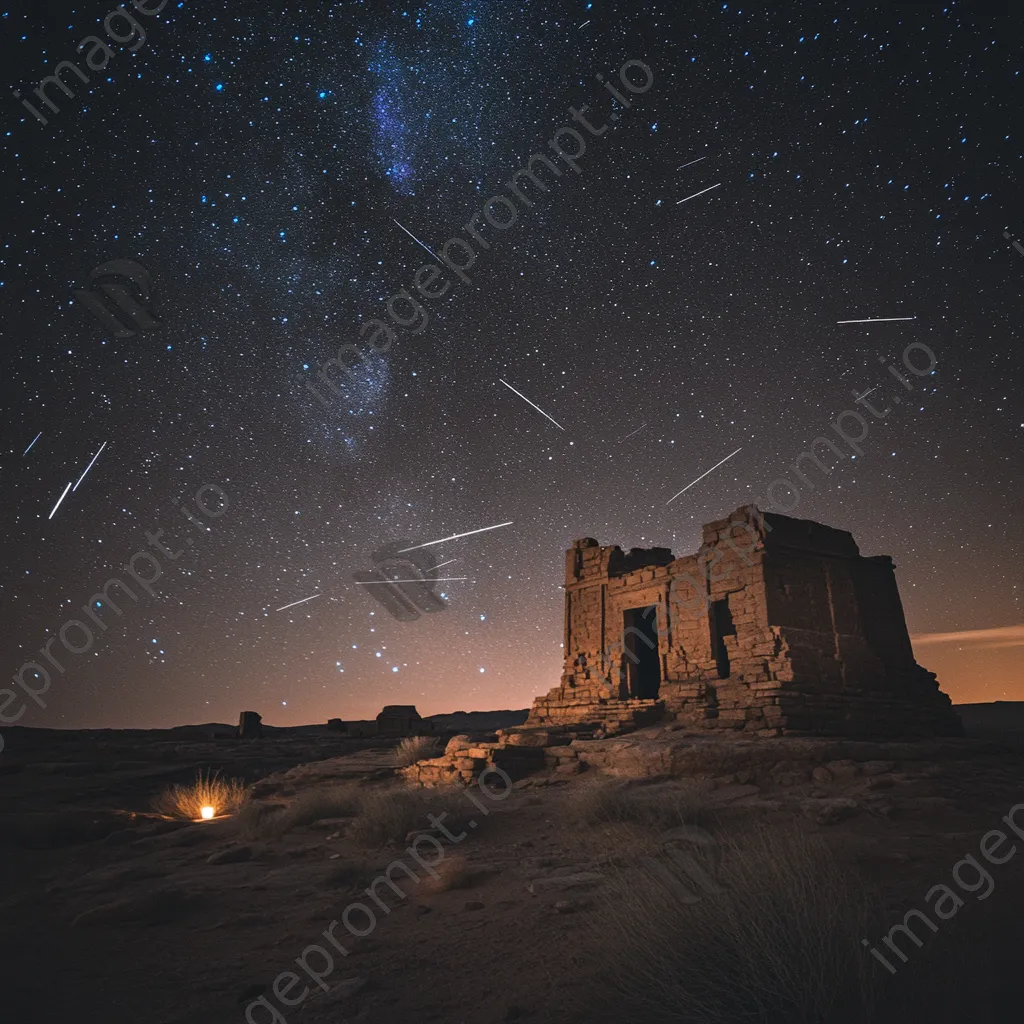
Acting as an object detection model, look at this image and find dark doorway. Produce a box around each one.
[711,598,736,679]
[622,606,661,698]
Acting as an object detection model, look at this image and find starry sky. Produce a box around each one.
[1,0,1021,734]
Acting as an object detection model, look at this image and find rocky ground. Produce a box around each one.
[2,708,1024,1024]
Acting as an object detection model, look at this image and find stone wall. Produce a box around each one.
[528,506,962,739]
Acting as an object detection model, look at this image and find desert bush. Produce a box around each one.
[348,784,463,847]
[394,735,441,766]
[425,852,473,892]
[599,823,877,1023]
[151,769,249,821]
[566,780,708,832]
[235,785,360,840]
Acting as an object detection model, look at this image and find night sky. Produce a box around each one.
[1,0,1021,738]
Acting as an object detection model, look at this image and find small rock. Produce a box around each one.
[405,827,444,844]
[527,872,603,895]
[103,829,138,846]
[463,900,485,911]
[826,759,860,779]
[308,976,368,1007]
[207,844,254,865]
[553,900,575,914]
[801,797,860,826]
[861,760,895,777]
[866,775,895,790]
[811,766,833,784]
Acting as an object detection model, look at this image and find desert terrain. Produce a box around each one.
[2,704,1024,1024]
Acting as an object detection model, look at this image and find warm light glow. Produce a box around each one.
[200,805,216,820]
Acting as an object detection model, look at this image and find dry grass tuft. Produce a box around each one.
[348,784,464,847]
[151,769,249,821]
[598,822,877,1023]
[566,780,708,832]
[394,735,441,766]
[235,785,360,840]
[424,852,473,892]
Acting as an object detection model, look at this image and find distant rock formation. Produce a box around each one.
[236,711,263,738]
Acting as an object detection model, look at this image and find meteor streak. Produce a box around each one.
[73,441,107,491]
[398,522,514,552]
[836,316,917,324]
[677,183,721,204]
[666,447,743,504]
[48,481,73,520]
[498,379,566,431]
[393,219,440,261]
[275,594,321,612]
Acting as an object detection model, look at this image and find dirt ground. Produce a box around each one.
[3,716,1024,1024]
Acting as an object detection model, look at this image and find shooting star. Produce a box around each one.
[355,577,470,585]
[72,441,107,492]
[23,431,42,456]
[836,316,917,324]
[677,157,706,170]
[393,219,440,261]
[620,422,647,441]
[48,481,73,520]
[666,447,743,505]
[275,594,321,612]
[677,183,721,204]
[854,386,879,401]
[578,19,591,28]
[427,558,458,572]
[498,379,566,431]
[398,522,514,553]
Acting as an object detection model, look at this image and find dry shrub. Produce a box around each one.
[151,769,249,821]
[394,735,441,766]
[599,823,877,1023]
[567,780,708,832]
[348,784,463,847]
[424,852,473,892]
[323,859,372,890]
[235,785,359,840]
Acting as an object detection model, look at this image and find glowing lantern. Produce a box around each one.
[200,806,216,820]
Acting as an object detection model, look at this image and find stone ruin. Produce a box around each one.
[333,705,433,739]
[401,507,963,788]
[531,505,962,738]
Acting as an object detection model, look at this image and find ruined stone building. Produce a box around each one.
[528,506,962,738]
